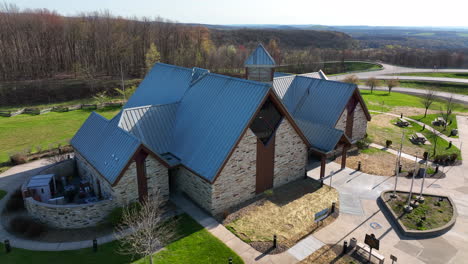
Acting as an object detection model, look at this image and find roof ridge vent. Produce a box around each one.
[190,67,209,87]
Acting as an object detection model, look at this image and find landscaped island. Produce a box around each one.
[381,190,457,237]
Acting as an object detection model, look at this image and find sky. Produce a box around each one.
[8,0,468,27]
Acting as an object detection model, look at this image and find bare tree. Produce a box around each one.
[386,79,400,94]
[343,75,359,85]
[440,96,454,130]
[115,197,177,264]
[365,77,381,94]
[421,89,436,117]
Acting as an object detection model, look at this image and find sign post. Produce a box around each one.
[364,234,380,263]
[314,208,329,227]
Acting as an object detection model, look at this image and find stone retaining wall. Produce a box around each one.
[25,197,117,229]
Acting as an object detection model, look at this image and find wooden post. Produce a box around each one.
[341,145,348,169]
[320,156,326,180]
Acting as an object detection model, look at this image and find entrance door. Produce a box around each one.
[256,135,275,194]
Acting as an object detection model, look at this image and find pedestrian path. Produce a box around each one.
[287,235,324,261]
[171,194,299,264]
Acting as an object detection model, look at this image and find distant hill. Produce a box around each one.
[209,28,357,49]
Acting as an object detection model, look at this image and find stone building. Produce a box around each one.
[70,44,370,217]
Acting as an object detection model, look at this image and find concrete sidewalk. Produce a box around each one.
[171,194,299,264]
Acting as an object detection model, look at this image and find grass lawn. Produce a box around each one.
[365,80,468,95]
[384,193,453,231]
[397,72,468,79]
[325,61,383,75]
[225,178,338,247]
[0,107,121,163]
[0,189,6,200]
[360,90,468,113]
[0,214,243,264]
[367,113,461,161]
[410,113,459,138]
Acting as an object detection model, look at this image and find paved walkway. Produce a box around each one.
[303,115,468,264]
[0,159,119,251]
[171,194,299,264]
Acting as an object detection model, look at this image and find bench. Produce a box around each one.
[356,242,385,264]
[395,118,409,127]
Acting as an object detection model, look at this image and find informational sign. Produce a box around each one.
[314,208,329,223]
[390,254,398,262]
[365,233,380,250]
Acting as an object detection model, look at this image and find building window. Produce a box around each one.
[250,98,283,145]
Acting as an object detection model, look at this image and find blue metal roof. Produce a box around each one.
[71,112,141,184]
[124,63,192,109]
[119,104,179,156]
[170,73,270,181]
[244,44,276,66]
[294,120,344,153]
[273,75,356,152]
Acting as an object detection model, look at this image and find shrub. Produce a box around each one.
[6,189,25,212]
[385,140,393,148]
[107,202,141,226]
[10,217,46,238]
[10,152,28,165]
[356,137,371,150]
[449,153,458,162]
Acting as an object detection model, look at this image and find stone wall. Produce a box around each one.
[352,103,367,141]
[273,119,308,187]
[75,151,169,206]
[25,197,116,229]
[174,167,213,213]
[39,159,75,179]
[335,109,347,131]
[211,129,257,215]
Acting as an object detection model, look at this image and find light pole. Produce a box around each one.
[392,131,405,198]
[418,159,429,203]
[405,154,418,212]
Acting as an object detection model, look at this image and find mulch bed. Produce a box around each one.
[249,241,288,255]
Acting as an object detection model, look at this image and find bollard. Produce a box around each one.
[342,241,348,254]
[273,235,277,248]
[358,161,361,171]
[435,166,439,173]
[331,202,336,214]
[449,141,452,148]
[229,257,233,264]
[399,164,402,173]
[422,124,425,131]
[4,239,11,253]
[67,154,70,159]
[400,113,403,118]
[93,238,98,252]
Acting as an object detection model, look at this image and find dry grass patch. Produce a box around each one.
[224,178,338,247]
[301,244,361,264]
[336,148,415,176]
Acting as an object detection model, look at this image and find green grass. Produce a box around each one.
[391,119,461,160]
[410,114,459,138]
[457,33,468,37]
[360,90,468,113]
[0,107,121,163]
[397,72,468,79]
[0,189,6,200]
[387,194,453,231]
[366,80,468,95]
[412,32,435,36]
[325,61,383,75]
[0,214,243,264]
[0,97,123,111]
[360,147,385,155]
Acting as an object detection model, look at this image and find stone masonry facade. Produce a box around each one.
[174,167,213,213]
[25,197,116,229]
[211,129,258,215]
[273,118,308,187]
[334,102,367,141]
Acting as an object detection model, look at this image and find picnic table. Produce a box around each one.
[411,133,430,145]
[395,118,409,127]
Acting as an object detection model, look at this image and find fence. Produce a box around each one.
[0,101,124,117]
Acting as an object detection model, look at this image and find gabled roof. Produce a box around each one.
[274,72,292,78]
[244,44,276,67]
[119,103,179,156]
[71,112,141,184]
[272,75,360,152]
[124,63,192,109]
[299,70,328,80]
[170,73,270,181]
